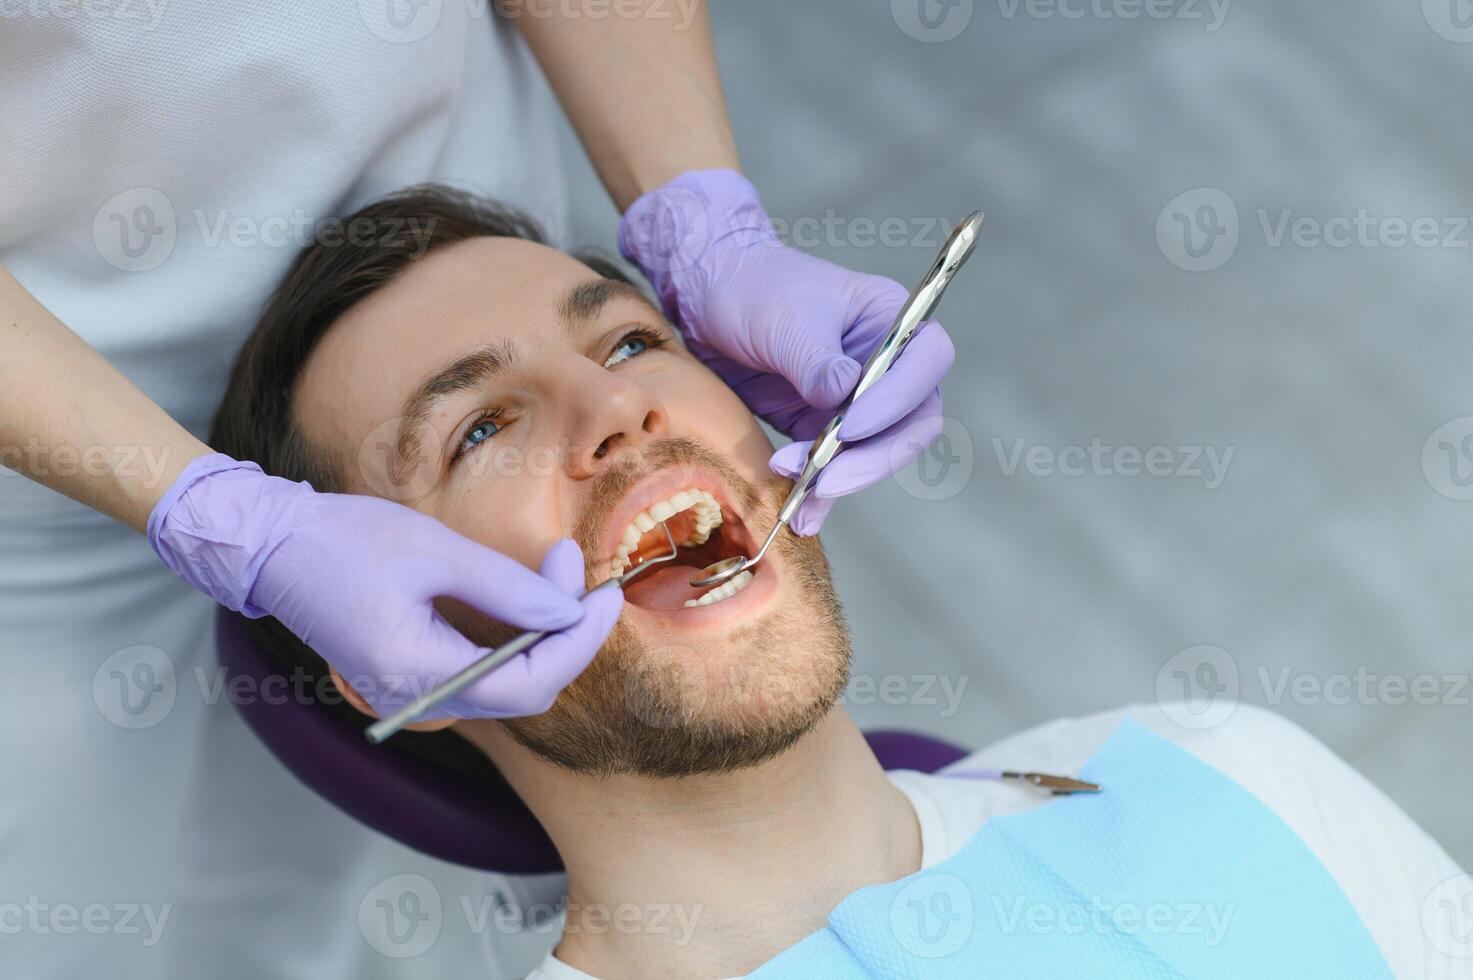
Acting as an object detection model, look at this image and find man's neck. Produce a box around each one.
[467,710,921,980]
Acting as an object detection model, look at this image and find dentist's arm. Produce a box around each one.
[0,263,619,719]
[514,1,955,533]
[505,0,737,210]
[0,264,207,529]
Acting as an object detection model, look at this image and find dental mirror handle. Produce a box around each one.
[775,210,984,529]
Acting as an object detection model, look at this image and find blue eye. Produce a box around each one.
[456,416,503,458]
[604,334,649,368]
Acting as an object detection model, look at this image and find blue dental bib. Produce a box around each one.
[752,720,1391,979]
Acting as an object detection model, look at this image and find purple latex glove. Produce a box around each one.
[148,453,622,720]
[619,169,955,534]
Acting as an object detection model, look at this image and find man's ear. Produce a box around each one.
[327,666,457,733]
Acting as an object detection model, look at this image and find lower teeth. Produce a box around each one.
[683,569,754,607]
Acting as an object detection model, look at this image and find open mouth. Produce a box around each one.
[605,485,761,611]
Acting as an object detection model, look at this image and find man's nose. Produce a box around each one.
[557,358,669,478]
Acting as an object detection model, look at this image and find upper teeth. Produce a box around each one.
[610,488,723,576]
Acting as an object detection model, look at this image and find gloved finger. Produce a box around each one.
[797,350,862,411]
[698,349,821,438]
[456,586,624,718]
[773,386,943,491]
[787,495,837,537]
[434,527,584,631]
[356,613,488,719]
[539,538,587,595]
[694,298,862,411]
[768,353,948,482]
[741,299,861,411]
[734,373,815,438]
[811,392,943,501]
[835,321,954,443]
[769,439,812,481]
[778,403,836,443]
[770,392,943,536]
[835,273,911,356]
[769,440,826,532]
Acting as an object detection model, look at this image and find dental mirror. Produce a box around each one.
[688,210,984,590]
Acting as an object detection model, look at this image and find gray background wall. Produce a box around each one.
[556,0,1472,864]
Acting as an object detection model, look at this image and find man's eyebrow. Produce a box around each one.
[393,339,517,476]
[559,278,661,334]
[385,277,656,481]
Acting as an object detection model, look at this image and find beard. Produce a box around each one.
[486,437,852,778]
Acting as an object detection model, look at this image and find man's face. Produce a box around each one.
[294,236,849,776]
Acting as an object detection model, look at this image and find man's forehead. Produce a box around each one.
[327,236,590,361]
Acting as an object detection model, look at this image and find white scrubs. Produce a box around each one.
[0,6,566,978]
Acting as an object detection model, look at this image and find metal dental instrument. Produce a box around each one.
[366,521,680,745]
[689,210,985,590]
[943,768,1102,796]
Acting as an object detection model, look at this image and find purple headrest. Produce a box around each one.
[216,609,970,874]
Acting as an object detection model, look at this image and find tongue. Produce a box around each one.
[622,564,709,610]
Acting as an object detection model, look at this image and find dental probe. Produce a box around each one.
[944,768,1101,795]
[689,210,985,589]
[365,522,679,745]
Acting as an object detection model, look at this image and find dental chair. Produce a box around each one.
[215,609,970,874]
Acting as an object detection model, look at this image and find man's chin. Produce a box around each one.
[499,551,852,779]
[615,614,848,733]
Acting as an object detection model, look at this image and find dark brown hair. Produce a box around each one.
[210,184,635,786]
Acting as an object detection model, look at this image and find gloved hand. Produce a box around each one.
[619,169,955,535]
[148,453,622,719]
